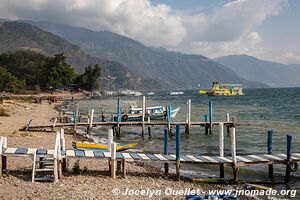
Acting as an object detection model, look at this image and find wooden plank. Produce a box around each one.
[263,154,285,161]
[84,150,94,157]
[103,152,111,158]
[202,156,219,163]
[130,153,141,160]
[47,150,55,155]
[75,150,85,157]
[137,153,150,160]
[217,156,232,163]
[170,154,185,161]
[236,156,253,163]
[179,155,194,162]
[278,154,299,160]
[154,154,168,161]
[246,155,269,162]
[122,153,133,161]
[66,150,75,157]
[116,152,124,159]
[93,151,104,158]
[145,154,160,161]
[27,148,36,155]
[37,149,47,155]
[186,155,203,163]
[4,148,17,154]
[15,148,28,154]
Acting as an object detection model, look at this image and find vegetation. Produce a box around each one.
[0,107,10,117]
[0,51,101,93]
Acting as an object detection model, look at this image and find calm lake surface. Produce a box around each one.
[73,88,300,192]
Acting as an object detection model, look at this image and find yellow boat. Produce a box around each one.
[199,82,244,96]
[75,141,138,151]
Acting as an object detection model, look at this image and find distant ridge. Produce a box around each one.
[215,55,300,87]
[25,20,266,89]
[0,20,165,90]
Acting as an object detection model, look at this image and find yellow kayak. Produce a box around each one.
[75,141,138,151]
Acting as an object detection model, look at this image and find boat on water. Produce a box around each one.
[147,92,155,95]
[169,91,184,95]
[119,89,142,96]
[75,141,138,151]
[199,82,244,96]
[122,105,180,121]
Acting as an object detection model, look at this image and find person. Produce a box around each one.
[0,95,3,105]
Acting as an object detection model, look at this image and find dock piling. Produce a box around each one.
[142,96,145,139]
[209,101,213,134]
[219,123,224,178]
[88,109,94,134]
[117,97,121,139]
[164,128,169,175]
[176,124,181,181]
[267,129,274,180]
[185,100,191,135]
[285,135,292,184]
[204,115,208,134]
[231,127,238,181]
[111,142,117,179]
[226,113,230,134]
[167,105,172,137]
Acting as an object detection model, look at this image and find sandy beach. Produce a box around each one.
[0,93,251,200]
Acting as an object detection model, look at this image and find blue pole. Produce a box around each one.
[111,113,114,122]
[176,124,181,181]
[117,97,121,127]
[285,135,292,183]
[167,105,172,135]
[267,129,273,154]
[164,128,169,175]
[73,111,77,129]
[164,128,168,155]
[287,135,292,161]
[209,101,213,134]
[176,124,180,160]
[267,129,273,179]
[205,114,208,122]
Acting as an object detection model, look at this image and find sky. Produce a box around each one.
[0,0,299,64]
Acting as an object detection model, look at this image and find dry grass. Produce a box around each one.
[0,107,10,117]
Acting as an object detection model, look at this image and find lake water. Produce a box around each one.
[72,88,300,193]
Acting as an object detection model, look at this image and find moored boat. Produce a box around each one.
[169,91,184,95]
[123,105,180,121]
[75,141,138,151]
[199,82,244,96]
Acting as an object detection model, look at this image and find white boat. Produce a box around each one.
[169,91,184,95]
[123,106,180,121]
[120,89,142,96]
[147,92,155,95]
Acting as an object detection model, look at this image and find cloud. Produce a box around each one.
[0,0,290,61]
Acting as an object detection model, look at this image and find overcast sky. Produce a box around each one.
[0,0,299,64]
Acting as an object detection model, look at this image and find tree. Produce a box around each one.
[76,64,101,91]
[0,67,25,93]
[45,53,76,89]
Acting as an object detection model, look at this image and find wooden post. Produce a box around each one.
[208,101,213,134]
[148,126,151,139]
[111,142,117,179]
[142,96,145,139]
[285,135,292,184]
[108,129,113,152]
[122,158,126,178]
[231,127,238,181]
[167,105,172,137]
[0,137,4,176]
[116,97,121,139]
[204,115,208,134]
[186,100,191,135]
[164,128,169,175]
[226,113,230,134]
[61,129,67,172]
[52,118,57,132]
[176,124,181,181]
[88,109,94,134]
[73,111,77,132]
[267,129,274,180]
[219,123,224,178]
[25,119,33,131]
[54,132,60,182]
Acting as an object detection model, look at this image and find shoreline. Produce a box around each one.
[0,93,253,199]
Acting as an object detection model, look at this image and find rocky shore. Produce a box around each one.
[0,93,252,200]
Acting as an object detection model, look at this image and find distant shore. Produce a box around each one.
[0,92,250,200]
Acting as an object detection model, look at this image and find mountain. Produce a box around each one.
[25,20,266,89]
[215,55,300,87]
[0,20,164,90]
